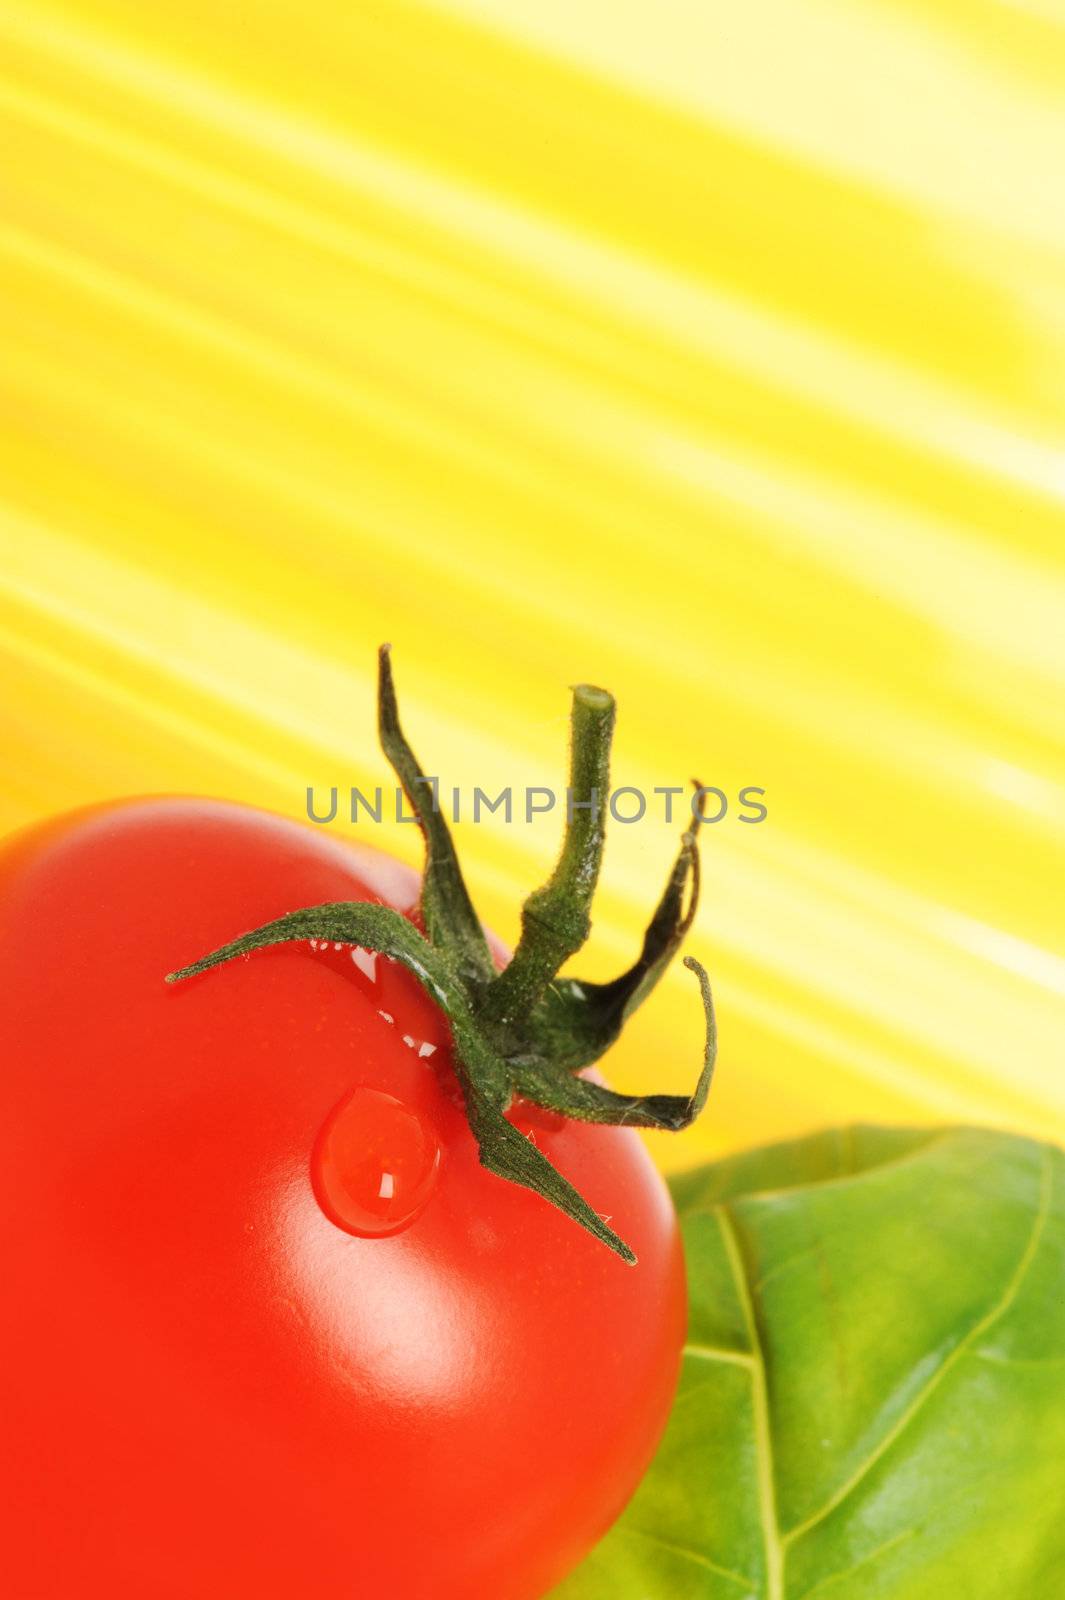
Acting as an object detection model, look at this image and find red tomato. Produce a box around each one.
[0,798,685,1599]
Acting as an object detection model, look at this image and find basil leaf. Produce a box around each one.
[554,1125,1065,1599]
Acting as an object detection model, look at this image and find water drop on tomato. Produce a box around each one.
[313,1086,441,1237]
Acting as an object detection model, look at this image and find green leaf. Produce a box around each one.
[553,1125,1065,1600]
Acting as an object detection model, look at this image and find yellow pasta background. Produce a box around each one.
[2,0,1064,1167]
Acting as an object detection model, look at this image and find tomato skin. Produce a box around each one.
[0,798,685,1600]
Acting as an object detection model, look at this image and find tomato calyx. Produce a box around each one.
[166,647,717,1264]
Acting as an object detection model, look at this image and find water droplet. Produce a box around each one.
[351,946,378,982]
[313,1087,441,1238]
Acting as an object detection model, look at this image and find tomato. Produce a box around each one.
[0,796,687,1599]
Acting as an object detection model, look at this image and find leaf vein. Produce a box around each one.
[717,1204,785,1600]
[622,1526,755,1591]
[683,1341,756,1369]
[793,1528,917,1600]
[783,1145,1054,1548]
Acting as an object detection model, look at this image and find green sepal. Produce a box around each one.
[511,957,716,1130]
[524,795,704,1072]
[167,902,635,1262]
[377,643,495,991]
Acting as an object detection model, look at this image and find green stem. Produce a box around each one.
[165,651,718,1266]
[480,684,614,1032]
